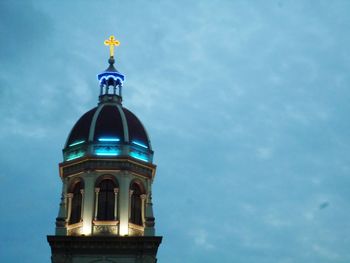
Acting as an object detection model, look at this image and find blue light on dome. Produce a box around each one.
[96,152,119,156]
[98,74,124,84]
[95,148,120,156]
[130,151,148,162]
[132,141,148,149]
[69,140,85,147]
[66,151,85,161]
[98,137,120,142]
[97,72,125,86]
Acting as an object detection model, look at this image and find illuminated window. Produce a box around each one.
[69,181,83,224]
[97,179,116,221]
[130,183,142,226]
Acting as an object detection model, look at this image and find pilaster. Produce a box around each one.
[144,192,155,236]
[81,173,94,235]
[119,172,131,235]
[114,187,119,220]
[55,181,68,235]
[94,187,100,220]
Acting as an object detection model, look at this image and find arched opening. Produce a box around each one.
[97,179,117,221]
[69,181,83,224]
[130,183,143,226]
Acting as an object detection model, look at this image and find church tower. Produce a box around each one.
[47,36,162,263]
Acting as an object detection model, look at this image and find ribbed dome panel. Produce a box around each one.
[65,104,151,151]
[93,105,125,142]
[66,108,97,147]
[123,108,150,148]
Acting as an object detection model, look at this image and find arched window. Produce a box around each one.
[130,183,142,226]
[69,181,83,224]
[97,179,116,220]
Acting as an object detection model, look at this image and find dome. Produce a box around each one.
[63,96,153,163]
[63,43,153,164]
[66,104,151,149]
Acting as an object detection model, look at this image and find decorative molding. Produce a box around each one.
[129,223,144,236]
[47,236,162,257]
[93,225,118,235]
[93,220,119,226]
[67,227,82,236]
[67,221,83,230]
[60,158,155,179]
[129,222,144,231]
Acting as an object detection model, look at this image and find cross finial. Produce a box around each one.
[104,35,120,58]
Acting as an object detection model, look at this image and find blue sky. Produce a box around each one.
[1,1,350,262]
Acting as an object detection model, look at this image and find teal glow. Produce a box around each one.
[130,152,148,162]
[96,152,119,156]
[98,137,120,142]
[69,140,85,147]
[95,149,120,156]
[66,151,85,161]
[132,141,148,149]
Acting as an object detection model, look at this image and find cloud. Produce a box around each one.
[256,146,273,159]
[189,229,215,250]
[0,1,53,63]
[312,244,340,261]
[319,202,329,210]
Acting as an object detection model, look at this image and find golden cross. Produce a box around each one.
[104,35,120,58]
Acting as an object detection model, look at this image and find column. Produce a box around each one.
[140,194,147,226]
[94,188,100,220]
[129,190,134,219]
[114,188,119,220]
[113,83,117,95]
[80,189,85,222]
[144,191,155,236]
[119,173,131,236]
[81,174,94,235]
[55,181,68,235]
[66,193,73,223]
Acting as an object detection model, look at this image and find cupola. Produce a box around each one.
[62,36,153,164]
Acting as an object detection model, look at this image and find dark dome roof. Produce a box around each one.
[65,103,151,150]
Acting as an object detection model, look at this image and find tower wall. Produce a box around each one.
[49,157,161,262]
[55,157,157,237]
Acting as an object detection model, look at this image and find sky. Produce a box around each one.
[1,0,350,262]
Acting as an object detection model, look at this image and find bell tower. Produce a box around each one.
[47,36,162,263]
